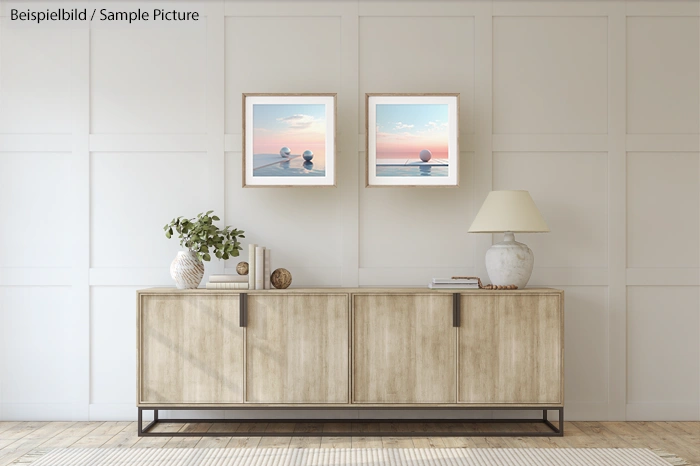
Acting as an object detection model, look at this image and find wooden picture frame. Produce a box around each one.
[243,93,337,187]
[365,93,460,187]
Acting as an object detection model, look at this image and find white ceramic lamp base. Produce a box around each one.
[485,232,534,289]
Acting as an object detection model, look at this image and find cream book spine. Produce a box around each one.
[248,244,256,290]
[255,246,265,290]
[264,249,271,289]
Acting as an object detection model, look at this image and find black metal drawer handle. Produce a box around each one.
[240,293,247,327]
[453,293,460,327]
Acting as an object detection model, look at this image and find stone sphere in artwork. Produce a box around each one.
[302,150,314,161]
[270,268,292,289]
[280,147,291,158]
[236,261,249,275]
[419,149,432,162]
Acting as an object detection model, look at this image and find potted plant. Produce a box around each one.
[164,211,245,289]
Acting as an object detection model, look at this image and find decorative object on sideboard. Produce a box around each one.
[270,268,292,289]
[236,261,249,275]
[205,274,248,290]
[164,211,245,289]
[468,191,549,289]
[243,93,336,187]
[246,244,276,290]
[452,277,518,290]
[365,93,459,187]
[428,277,480,289]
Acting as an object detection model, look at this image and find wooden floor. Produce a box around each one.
[0,421,697,465]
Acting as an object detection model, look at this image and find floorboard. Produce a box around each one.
[0,421,697,465]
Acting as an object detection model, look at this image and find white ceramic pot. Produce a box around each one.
[170,251,204,289]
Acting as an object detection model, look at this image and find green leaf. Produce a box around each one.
[212,216,220,221]
[203,253,211,261]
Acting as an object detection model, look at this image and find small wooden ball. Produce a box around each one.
[236,262,249,275]
[270,268,292,289]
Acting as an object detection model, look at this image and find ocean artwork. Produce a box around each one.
[252,104,326,177]
[375,103,449,178]
[243,94,336,187]
[366,94,459,186]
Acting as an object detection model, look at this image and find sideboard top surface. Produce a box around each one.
[137,287,563,295]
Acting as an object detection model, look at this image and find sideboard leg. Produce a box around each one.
[138,408,159,436]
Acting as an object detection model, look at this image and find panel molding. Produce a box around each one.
[626,134,700,152]
[0,269,72,286]
[627,268,700,286]
[70,25,91,421]
[608,0,628,421]
[0,135,72,152]
[89,134,207,152]
[493,134,608,152]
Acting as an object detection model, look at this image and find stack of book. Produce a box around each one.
[205,274,249,289]
[428,277,480,289]
[248,244,272,290]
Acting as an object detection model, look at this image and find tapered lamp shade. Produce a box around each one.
[469,190,549,289]
[468,190,549,233]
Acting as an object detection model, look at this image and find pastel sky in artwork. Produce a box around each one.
[375,104,449,158]
[253,104,326,158]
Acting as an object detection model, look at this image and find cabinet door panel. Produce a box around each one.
[139,294,243,404]
[353,294,456,404]
[245,294,349,403]
[459,294,562,404]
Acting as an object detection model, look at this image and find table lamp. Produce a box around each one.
[468,190,549,289]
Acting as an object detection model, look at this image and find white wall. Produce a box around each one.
[0,0,698,422]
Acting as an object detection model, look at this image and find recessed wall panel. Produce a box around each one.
[627,152,699,268]
[0,153,72,267]
[359,16,474,133]
[91,286,139,405]
[0,28,72,133]
[627,286,700,404]
[224,17,342,133]
[627,17,700,134]
[91,152,212,268]
[561,286,609,404]
[493,152,608,268]
[493,17,607,134]
[0,287,78,404]
[90,25,207,134]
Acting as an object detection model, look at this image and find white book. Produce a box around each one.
[255,246,265,290]
[209,274,248,283]
[432,278,479,284]
[248,244,256,290]
[264,249,271,290]
[206,282,249,289]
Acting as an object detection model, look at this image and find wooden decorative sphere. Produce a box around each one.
[270,268,292,289]
[236,261,249,275]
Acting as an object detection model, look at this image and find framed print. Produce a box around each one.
[366,93,459,187]
[243,93,336,187]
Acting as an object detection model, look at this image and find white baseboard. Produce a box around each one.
[89,404,141,421]
[626,402,700,421]
[565,402,609,421]
[1,403,88,421]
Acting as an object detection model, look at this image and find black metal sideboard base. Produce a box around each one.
[137,406,563,437]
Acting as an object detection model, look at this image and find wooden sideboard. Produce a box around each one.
[136,287,564,437]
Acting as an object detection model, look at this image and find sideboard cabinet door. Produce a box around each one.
[352,294,456,404]
[245,294,350,403]
[458,293,563,404]
[138,294,244,404]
